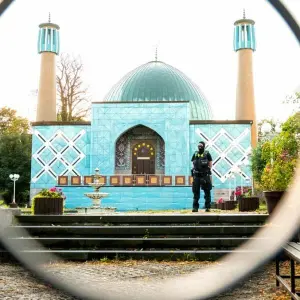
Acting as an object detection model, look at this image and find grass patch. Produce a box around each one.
[0,200,8,208]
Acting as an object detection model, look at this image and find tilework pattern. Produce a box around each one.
[91,102,190,176]
[189,124,252,189]
[29,108,251,209]
[30,125,91,192]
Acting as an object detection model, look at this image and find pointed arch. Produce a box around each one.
[114,124,165,175]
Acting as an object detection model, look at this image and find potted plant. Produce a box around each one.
[260,159,296,214]
[223,192,236,210]
[216,198,225,210]
[236,186,259,212]
[32,187,65,215]
[259,114,299,214]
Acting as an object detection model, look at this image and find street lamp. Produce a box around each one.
[9,174,20,208]
[261,122,282,140]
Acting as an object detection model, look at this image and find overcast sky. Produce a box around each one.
[0,0,299,122]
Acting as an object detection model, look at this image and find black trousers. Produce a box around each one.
[192,175,212,209]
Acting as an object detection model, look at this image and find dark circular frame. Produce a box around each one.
[1,0,300,299]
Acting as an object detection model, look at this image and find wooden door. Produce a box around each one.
[132,142,155,175]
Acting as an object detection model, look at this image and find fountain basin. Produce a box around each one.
[84,192,109,207]
[84,192,109,199]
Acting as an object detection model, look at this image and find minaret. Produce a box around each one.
[234,10,257,147]
[36,13,60,121]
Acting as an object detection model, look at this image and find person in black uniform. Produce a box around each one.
[191,141,213,212]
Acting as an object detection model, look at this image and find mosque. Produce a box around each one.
[30,12,257,211]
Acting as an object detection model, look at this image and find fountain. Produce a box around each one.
[83,168,116,213]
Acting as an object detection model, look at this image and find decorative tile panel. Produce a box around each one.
[30,125,91,188]
[190,124,252,189]
[91,102,190,176]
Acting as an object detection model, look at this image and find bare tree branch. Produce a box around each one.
[56,53,91,121]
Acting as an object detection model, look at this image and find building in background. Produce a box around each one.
[30,12,256,211]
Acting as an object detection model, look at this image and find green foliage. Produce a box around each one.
[281,112,300,135]
[33,188,63,199]
[259,112,300,191]
[0,199,8,208]
[0,107,30,135]
[251,142,268,187]
[0,133,32,206]
[261,159,296,191]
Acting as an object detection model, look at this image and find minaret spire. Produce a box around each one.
[233,13,257,147]
[36,15,60,121]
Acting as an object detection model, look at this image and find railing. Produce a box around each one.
[57,174,194,187]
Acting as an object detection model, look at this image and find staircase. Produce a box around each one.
[1,214,268,261]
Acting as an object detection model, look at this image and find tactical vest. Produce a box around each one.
[193,150,210,172]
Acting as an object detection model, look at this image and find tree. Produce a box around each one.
[283,92,300,113]
[0,107,30,134]
[0,133,32,206]
[56,53,91,121]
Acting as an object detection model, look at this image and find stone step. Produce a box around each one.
[4,237,270,249]
[0,249,262,262]
[8,225,263,237]
[15,214,268,225]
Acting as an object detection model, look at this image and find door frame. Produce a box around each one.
[132,141,155,175]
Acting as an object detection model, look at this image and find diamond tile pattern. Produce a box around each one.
[190,124,251,188]
[31,126,90,187]
[30,105,252,205]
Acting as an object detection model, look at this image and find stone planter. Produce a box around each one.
[33,197,64,215]
[263,191,285,214]
[224,201,236,210]
[238,197,259,212]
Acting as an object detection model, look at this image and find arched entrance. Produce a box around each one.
[132,142,155,175]
[115,125,165,175]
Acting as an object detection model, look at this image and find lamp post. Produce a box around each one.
[9,174,20,208]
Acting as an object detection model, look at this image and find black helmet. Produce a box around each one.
[198,141,205,148]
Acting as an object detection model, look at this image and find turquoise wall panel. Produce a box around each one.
[59,186,212,211]
[91,102,190,177]
[30,125,91,194]
[189,123,252,190]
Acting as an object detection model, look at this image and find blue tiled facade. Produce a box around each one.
[189,123,252,190]
[91,102,190,176]
[30,125,91,198]
[30,103,251,210]
[62,186,207,211]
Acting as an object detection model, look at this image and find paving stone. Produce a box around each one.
[0,261,289,299]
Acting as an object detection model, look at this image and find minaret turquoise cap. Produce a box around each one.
[233,10,256,51]
[38,13,60,54]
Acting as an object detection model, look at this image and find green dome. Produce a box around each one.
[104,61,213,120]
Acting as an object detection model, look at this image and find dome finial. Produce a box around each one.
[243,8,246,19]
[48,12,51,23]
[155,46,158,61]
